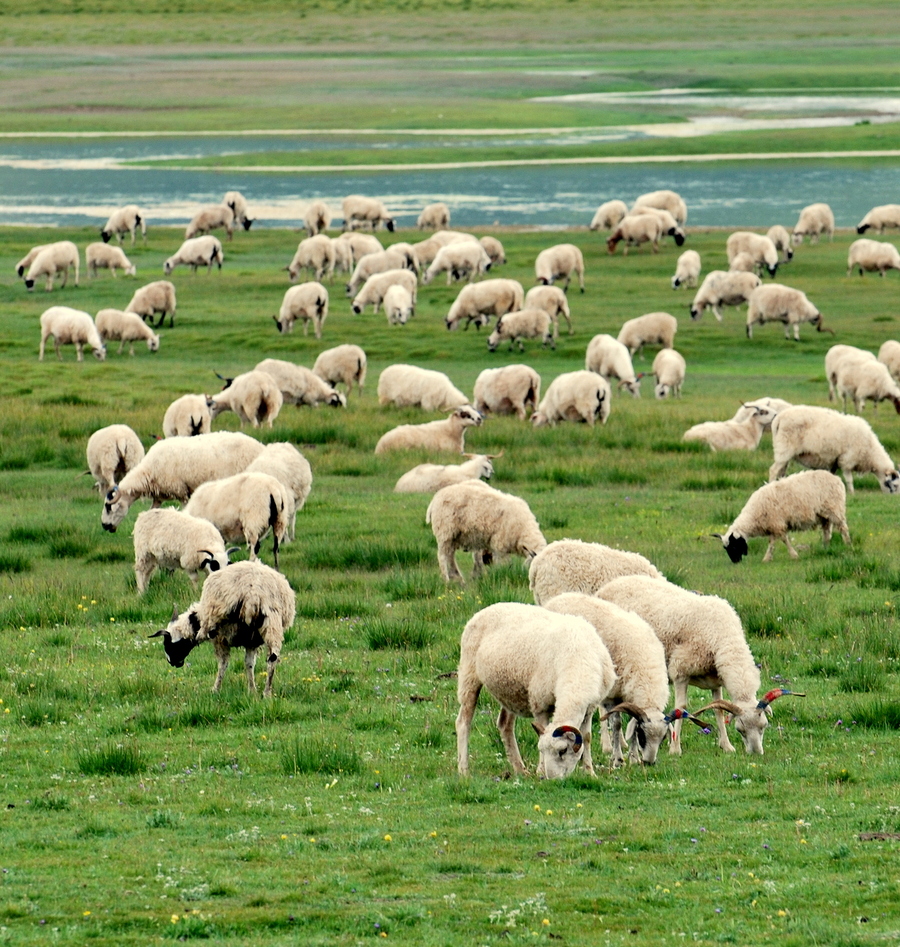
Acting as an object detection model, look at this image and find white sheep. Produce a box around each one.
[286,234,335,283]
[312,344,367,397]
[100,205,146,246]
[86,424,145,494]
[86,242,136,279]
[351,269,418,315]
[377,364,468,412]
[730,397,793,428]
[652,348,686,399]
[38,306,105,362]
[825,344,878,403]
[149,560,295,696]
[133,508,230,593]
[345,245,415,296]
[689,270,761,322]
[334,231,383,263]
[719,469,850,563]
[383,284,415,325]
[584,334,642,397]
[531,370,610,427]
[423,241,491,286]
[207,370,283,429]
[626,206,686,246]
[616,311,677,358]
[24,242,79,291]
[15,244,49,279]
[456,602,615,778]
[589,199,628,231]
[341,195,395,232]
[185,204,235,241]
[374,405,483,455]
[429,229,480,247]
[671,249,701,289]
[856,204,900,235]
[877,340,900,382]
[162,394,212,437]
[606,214,665,255]
[479,235,506,267]
[725,231,779,277]
[847,238,900,277]
[273,282,328,338]
[523,285,572,337]
[835,358,900,414]
[330,235,354,274]
[765,225,794,263]
[446,279,524,331]
[426,481,546,583]
[416,202,450,230]
[304,200,333,236]
[682,403,779,451]
[472,364,541,421]
[769,404,900,494]
[792,202,835,244]
[745,283,830,341]
[94,308,160,356]
[534,243,585,292]
[126,280,176,328]
[163,235,224,276]
[632,189,687,224]
[245,442,313,541]
[729,251,757,273]
[487,308,554,352]
[255,358,347,409]
[223,191,254,231]
[394,453,496,493]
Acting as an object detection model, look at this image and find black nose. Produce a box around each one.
[102,522,116,533]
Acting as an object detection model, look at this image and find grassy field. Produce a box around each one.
[1,224,900,946]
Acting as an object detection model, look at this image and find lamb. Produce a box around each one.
[207,370,283,429]
[652,348,686,399]
[766,225,794,263]
[341,195,395,232]
[769,404,900,494]
[394,453,496,493]
[334,231,383,263]
[671,249,701,289]
[835,358,900,414]
[346,246,416,296]
[472,364,541,421]
[312,344,367,397]
[223,191,254,231]
[163,236,224,276]
[383,284,415,325]
[273,282,329,338]
[455,602,615,778]
[682,403,779,451]
[162,394,212,437]
[185,204,235,241]
[133,508,230,593]
[528,538,663,606]
[534,243,585,292]
[351,269,418,315]
[94,308,160,356]
[616,311,677,358]
[149,560,295,697]
[745,283,831,341]
[101,205,146,246]
[877,340,900,382]
[255,358,347,409]
[719,470,850,563]
[245,442,313,541]
[606,214,665,255]
[847,238,900,277]
[856,204,900,235]
[15,244,49,279]
[479,235,506,267]
[416,202,450,230]
[589,199,628,231]
[86,242,136,279]
[445,279,524,331]
[725,232,779,277]
[626,206,686,246]
[597,575,802,755]
[126,280,176,328]
[530,370,610,427]
[585,334,642,397]
[423,241,491,286]
[286,235,335,283]
[689,270,761,322]
[24,241,80,291]
[374,405,483,455]
[377,364,468,412]
[632,189,687,225]
[792,202,835,244]
[523,285,572,337]
[426,481,546,583]
[729,251,756,273]
[86,424,145,495]
[101,431,266,532]
[38,306,106,362]
[487,308,554,352]
[304,199,332,236]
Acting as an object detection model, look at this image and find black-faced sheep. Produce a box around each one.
[274,282,329,337]
[101,204,146,246]
[24,242,80,292]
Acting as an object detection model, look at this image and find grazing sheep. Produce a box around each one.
[346,246,415,296]
[286,234,335,283]
[163,236,223,276]
[479,235,506,267]
[487,308,554,352]
[377,364,468,412]
[585,334,642,397]
[847,238,900,277]
[126,280,176,328]
[856,204,900,235]
[207,370,283,429]
[683,403,778,451]
[163,394,212,438]
[430,229,480,247]
[617,311,677,358]
[133,508,230,593]
[101,204,146,246]
[728,251,757,273]
[86,424,145,495]
[769,404,900,494]
[627,206,686,246]
[312,344,367,397]
[652,348,686,399]
[531,370,610,427]
[255,358,347,409]
[825,344,878,403]
[149,560,295,696]
[86,243,136,279]
[766,225,794,263]
[374,405,483,455]
[426,481,546,583]
[416,202,450,230]
[273,281,328,336]
[725,232,779,277]
[792,202,835,244]
[632,189,687,225]
[342,195,395,232]
[534,243,585,292]
[223,191,254,230]
[589,199,628,231]
[334,231,383,264]
[245,442,313,541]
[394,453,496,493]
[456,602,615,778]
[671,249,701,288]
[38,306,105,362]
[607,214,665,256]
[24,242,80,291]
[15,244,49,279]
[689,270,761,322]
[95,308,160,356]
[423,241,491,286]
[185,204,235,241]
[877,339,900,382]
[304,200,333,236]
[473,364,541,421]
[383,284,415,325]
[330,235,354,274]
[523,285,572,337]
[835,358,900,414]
[446,279,524,331]
[410,232,474,268]
[351,269,418,315]
[745,283,830,341]
[719,469,850,563]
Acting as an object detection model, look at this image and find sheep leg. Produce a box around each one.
[498,708,529,776]
[117,340,125,356]
[762,536,778,562]
[134,557,155,593]
[712,305,724,323]
[455,676,481,776]
[212,641,231,692]
[711,687,736,752]
[606,710,625,768]
[244,646,259,693]
[821,519,833,546]
[437,541,463,583]
[783,535,799,559]
[578,709,596,776]
[669,679,688,755]
[263,650,278,697]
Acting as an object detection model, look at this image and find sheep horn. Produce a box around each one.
[664,708,711,729]
[600,702,647,722]
[694,699,743,716]
[551,725,583,748]
[757,688,805,709]
[486,450,505,460]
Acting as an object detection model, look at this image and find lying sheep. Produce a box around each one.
[683,403,778,451]
[24,241,80,291]
[446,279,524,331]
[632,189,687,225]
[287,234,335,283]
[472,364,541,420]
[394,453,496,493]
[274,282,329,338]
[766,225,794,263]
[725,232,779,278]
[719,469,850,563]
[607,214,665,256]
[95,308,160,356]
[378,364,468,412]
[163,235,224,276]
[769,404,900,494]
[149,560,295,696]
[163,394,212,437]
[15,244,49,279]
[223,191,254,231]
[877,340,900,382]
[531,370,610,427]
[101,204,146,246]
[255,358,347,409]
[617,311,677,358]
[487,308,554,352]
[39,306,105,362]
[847,238,900,277]
[416,202,450,230]
[383,284,415,325]
[835,358,900,414]
[627,206,686,246]
[245,442,313,541]
[585,334,642,397]
[342,195,395,232]
[423,241,491,286]
[185,204,235,241]
[524,285,572,337]
[133,508,230,593]
[312,344,367,397]
[207,370,283,429]
[86,243,136,279]
[304,200,332,236]
[689,270,761,322]
[346,246,415,296]
[589,199,628,231]
[334,231,383,264]
[792,202,835,244]
[745,283,830,341]
[456,602,615,778]
[534,243,585,292]
[671,249,701,288]
[126,280,176,328]
[479,235,506,267]
[86,424,145,495]
[374,405,483,455]
[351,268,418,315]
[426,481,546,583]
[856,204,900,235]
[652,348,686,399]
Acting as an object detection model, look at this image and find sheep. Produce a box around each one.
[273,282,328,338]
[101,431,266,532]
[312,344,367,397]
[95,308,160,356]
[374,405,483,455]
[626,206,686,246]
[877,340,900,382]
[652,348,686,399]
[725,232,779,277]
[472,364,541,421]
[718,470,850,563]
[523,284,572,337]
[101,205,146,246]
[671,249,701,288]
[24,241,79,291]
[163,236,224,276]
[689,270,761,322]
[410,232,476,269]
[682,403,779,451]
[589,199,628,231]
[856,204,900,235]
[769,404,900,494]
[430,229,480,247]
[455,602,615,778]
[632,189,687,225]
[163,394,212,437]
[416,202,450,230]
[255,358,347,409]
[330,235,354,274]
[534,243,585,292]
[445,279,524,331]
[792,202,835,244]
[38,306,106,362]
[847,238,900,277]
[487,308,554,353]
[346,246,415,296]
[597,575,802,755]
[394,453,496,493]
[351,269,418,315]
[528,538,663,606]
[223,191,254,231]
[184,472,292,570]
[86,243,136,279]
[542,593,672,767]
[423,241,491,286]
[207,370,283,429]
[304,199,332,236]
[825,344,877,402]
[377,364,468,412]
[479,235,506,267]
[286,234,335,283]
[185,204,235,241]
[126,280,176,328]
[606,214,665,255]
[133,508,230,593]
[15,244,49,279]
[383,284,415,325]
[334,231,383,263]
[426,481,546,583]
[86,424,145,495]
[149,560,295,697]
[584,334,641,397]
[341,195,395,232]
[835,358,900,414]
[745,283,831,341]
[616,311,677,358]
[766,225,794,262]
[530,370,610,427]
[728,251,757,272]
[245,442,313,541]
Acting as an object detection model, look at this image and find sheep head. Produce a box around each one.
[718,531,749,564]
[694,689,804,755]
[532,723,584,779]
[602,703,671,765]
[101,486,131,533]
[149,606,202,668]
[881,470,900,494]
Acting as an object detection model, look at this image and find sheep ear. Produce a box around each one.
[170,605,179,622]
[149,630,170,640]
[531,721,545,736]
